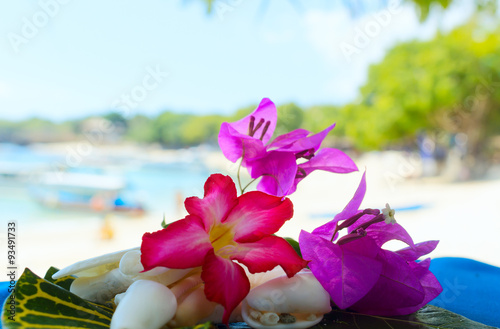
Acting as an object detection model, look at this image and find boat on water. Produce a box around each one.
[30,172,145,216]
[0,162,44,186]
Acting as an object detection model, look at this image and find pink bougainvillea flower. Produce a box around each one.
[218,98,358,197]
[141,174,308,323]
[299,172,442,316]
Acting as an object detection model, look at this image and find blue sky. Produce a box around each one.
[0,0,472,121]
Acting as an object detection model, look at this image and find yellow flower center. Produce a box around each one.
[209,224,236,255]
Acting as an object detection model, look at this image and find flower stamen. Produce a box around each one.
[259,121,271,141]
[253,118,265,136]
[330,208,380,241]
[248,116,255,136]
[295,148,315,160]
[295,167,307,179]
[337,228,367,245]
[248,116,267,138]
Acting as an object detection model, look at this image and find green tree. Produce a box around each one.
[179,114,225,146]
[275,103,304,136]
[302,105,349,147]
[343,20,500,174]
[153,112,193,147]
[125,115,156,143]
[0,118,76,144]
[103,112,128,130]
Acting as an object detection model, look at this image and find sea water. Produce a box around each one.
[0,143,213,223]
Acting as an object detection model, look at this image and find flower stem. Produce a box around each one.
[237,146,246,194]
[237,157,244,194]
[241,178,258,194]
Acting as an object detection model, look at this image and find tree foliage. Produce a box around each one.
[275,103,304,136]
[0,118,75,144]
[342,20,500,156]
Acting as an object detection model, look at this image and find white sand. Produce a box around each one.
[10,150,500,278]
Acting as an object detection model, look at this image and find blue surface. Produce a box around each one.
[0,258,499,328]
[429,257,500,328]
[0,281,12,304]
[0,281,13,328]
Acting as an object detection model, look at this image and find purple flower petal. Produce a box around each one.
[310,220,342,242]
[349,220,416,248]
[340,233,380,259]
[266,128,311,151]
[312,171,366,240]
[332,169,366,219]
[396,240,439,261]
[368,222,415,248]
[248,151,298,197]
[300,230,382,309]
[288,148,358,195]
[390,259,443,315]
[300,148,359,175]
[277,123,336,153]
[350,249,426,315]
[218,123,267,163]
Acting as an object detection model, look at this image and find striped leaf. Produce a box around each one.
[44,266,76,290]
[2,268,113,329]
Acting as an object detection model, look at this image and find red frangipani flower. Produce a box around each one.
[141,174,308,323]
[299,172,442,316]
[218,98,357,197]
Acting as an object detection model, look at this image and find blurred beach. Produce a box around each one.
[1,142,499,276]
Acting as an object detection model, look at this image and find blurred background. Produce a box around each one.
[0,0,499,275]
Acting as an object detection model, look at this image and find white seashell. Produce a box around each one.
[70,268,134,303]
[168,285,217,327]
[242,271,331,329]
[57,247,193,305]
[196,303,244,325]
[52,247,139,279]
[118,249,192,286]
[247,267,286,289]
[113,291,126,306]
[110,280,177,329]
[118,249,146,276]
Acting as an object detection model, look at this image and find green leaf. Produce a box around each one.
[284,237,302,258]
[181,322,217,329]
[44,266,76,291]
[161,213,170,229]
[2,268,113,329]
